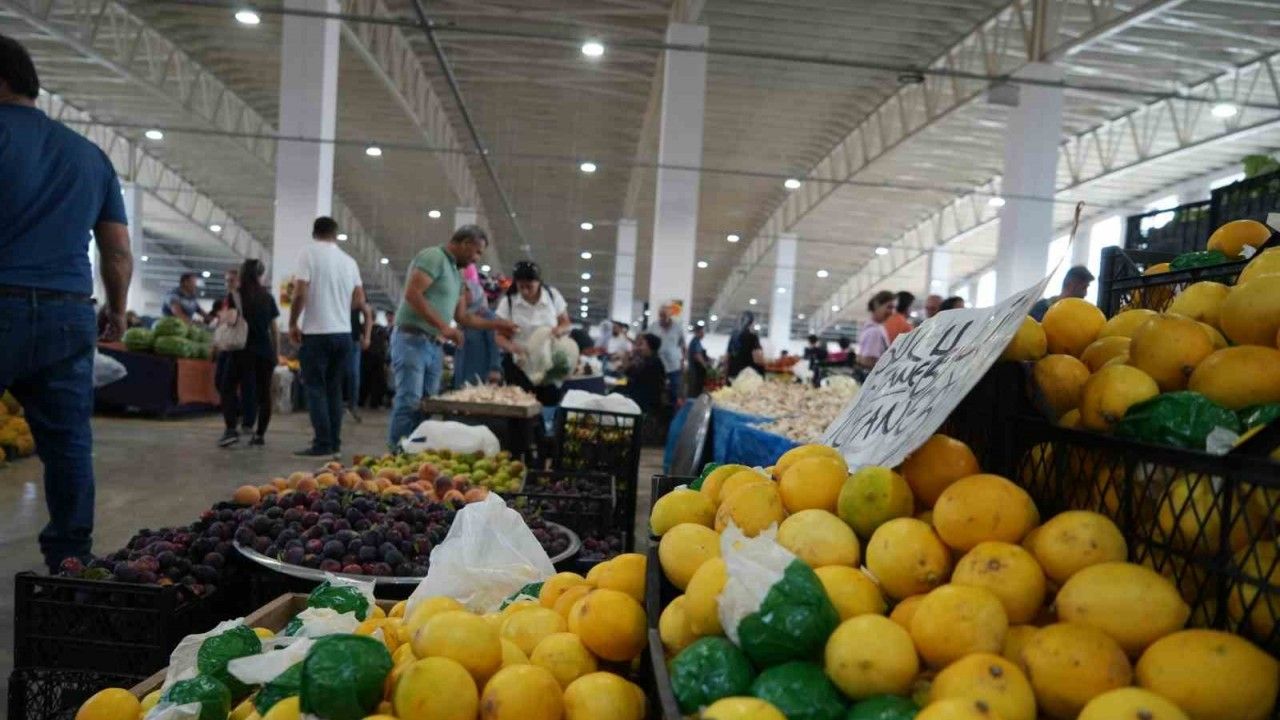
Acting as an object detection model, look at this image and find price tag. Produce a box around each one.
[821,276,1050,470]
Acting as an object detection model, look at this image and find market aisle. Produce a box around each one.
[0,407,393,710]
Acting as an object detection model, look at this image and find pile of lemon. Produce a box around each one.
[651,442,1280,720]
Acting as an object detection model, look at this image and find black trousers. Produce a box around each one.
[220,350,274,434]
[360,352,388,408]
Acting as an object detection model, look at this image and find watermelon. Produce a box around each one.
[152,316,187,337]
[122,328,154,352]
[154,336,194,357]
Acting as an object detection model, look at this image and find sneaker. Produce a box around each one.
[249,434,265,446]
[218,429,239,448]
[293,446,331,457]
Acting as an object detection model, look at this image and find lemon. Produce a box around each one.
[1079,364,1159,432]
[230,697,256,720]
[1208,219,1271,258]
[593,553,645,602]
[915,698,1003,719]
[889,594,925,630]
[1099,308,1158,339]
[1168,281,1231,328]
[651,489,716,535]
[658,595,700,656]
[500,606,567,656]
[659,523,721,589]
[774,444,844,477]
[898,434,981,508]
[480,664,564,720]
[933,474,1038,551]
[1000,316,1047,362]
[414,610,502,682]
[405,596,466,636]
[778,455,848,513]
[715,481,787,536]
[837,466,914,539]
[824,615,919,699]
[684,557,728,635]
[262,696,301,720]
[702,697,787,720]
[930,653,1035,720]
[500,638,529,667]
[139,690,162,715]
[716,470,772,506]
[252,626,275,639]
[778,509,860,567]
[1033,354,1090,418]
[951,542,1046,624]
[700,464,750,505]
[1078,688,1190,720]
[1042,297,1105,357]
[866,518,952,600]
[530,632,598,689]
[389,600,407,618]
[552,584,594,620]
[75,688,140,720]
[1002,625,1038,666]
[1129,313,1215,391]
[540,572,588,609]
[1241,246,1280,284]
[1188,345,1280,410]
[815,565,886,620]
[563,672,646,720]
[573,588,647,662]
[911,585,1009,668]
[1022,623,1132,719]
[1136,629,1278,720]
[1029,511,1126,585]
[1056,562,1190,656]
[1079,336,1131,373]
[1221,273,1280,347]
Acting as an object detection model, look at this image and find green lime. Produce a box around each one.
[847,695,918,720]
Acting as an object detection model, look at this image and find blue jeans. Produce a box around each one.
[299,333,353,452]
[667,370,682,408]
[345,340,361,405]
[0,295,97,570]
[388,329,443,449]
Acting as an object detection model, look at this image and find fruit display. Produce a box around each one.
[651,440,1280,720]
[438,384,539,406]
[358,449,527,495]
[78,557,650,720]
[0,390,35,461]
[123,317,213,359]
[712,376,860,443]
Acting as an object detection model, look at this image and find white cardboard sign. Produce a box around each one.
[821,276,1050,470]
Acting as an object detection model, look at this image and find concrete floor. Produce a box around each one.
[0,407,665,713]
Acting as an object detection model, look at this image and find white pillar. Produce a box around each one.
[611,219,638,324]
[453,206,477,231]
[925,247,951,300]
[994,63,1065,301]
[768,234,797,350]
[647,22,708,317]
[121,183,145,311]
[270,0,339,299]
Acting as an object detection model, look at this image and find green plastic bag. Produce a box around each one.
[163,674,231,720]
[1114,391,1243,450]
[1170,249,1231,270]
[499,582,544,609]
[750,662,847,720]
[691,462,721,491]
[846,695,919,720]
[1241,404,1280,430]
[254,662,302,715]
[197,624,262,698]
[300,635,392,720]
[670,637,755,714]
[307,581,371,620]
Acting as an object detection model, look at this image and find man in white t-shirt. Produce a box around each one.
[652,302,686,409]
[287,216,371,457]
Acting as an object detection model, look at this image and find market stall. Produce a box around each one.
[419,386,542,461]
[94,344,220,416]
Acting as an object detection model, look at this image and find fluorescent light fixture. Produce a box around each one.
[580,221,594,230]
[580,251,592,260]
[776,286,787,294]
[696,320,705,327]
[831,304,840,312]
[234,8,261,25]
[580,311,588,318]
[209,224,222,233]
[201,270,211,278]
[726,234,740,243]
[579,161,597,173]
[748,298,758,306]
[875,246,889,255]
[580,297,588,304]
[140,255,149,262]
[988,196,1006,208]
[581,272,591,280]
[696,260,708,269]
[580,305,589,312]
[380,257,389,265]
[581,40,604,57]
[144,129,163,140]
[784,178,802,190]
[336,233,348,241]
[797,313,806,320]
[580,286,590,293]
[481,264,491,272]
[427,209,442,219]
[710,314,719,322]
[753,324,761,331]
[365,146,382,157]
[1212,102,1239,118]
[816,269,829,278]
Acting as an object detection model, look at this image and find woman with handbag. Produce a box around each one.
[215,258,280,447]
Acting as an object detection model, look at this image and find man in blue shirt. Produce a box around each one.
[162,272,207,322]
[0,35,133,572]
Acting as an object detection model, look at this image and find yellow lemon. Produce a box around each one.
[824,615,919,699]
[716,469,772,507]
[951,542,1046,624]
[75,688,140,720]
[837,466,914,539]
[715,481,787,536]
[563,672,645,720]
[593,553,645,602]
[933,474,1038,552]
[1000,316,1047,362]
[774,444,844,477]
[1099,308,1158,339]
[659,522,721,590]
[930,653,1035,720]
[1001,625,1038,666]
[552,584,594,620]
[1022,623,1132,719]
[1129,313,1215,391]
[898,434,981,508]
[1229,542,1280,638]
[405,596,466,636]
[1221,273,1280,347]
[139,690,162,715]
[1056,562,1190,656]
[778,455,848,513]
[252,627,275,639]
[1188,345,1280,410]
[500,638,529,667]
[1078,688,1190,720]
[889,594,925,630]
[684,557,728,635]
[530,632,598,689]
[866,518,952,599]
[500,606,567,656]
[1168,281,1231,328]
[700,464,750,506]
[651,489,716,535]
[230,697,256,720]
[262,696,301,720]
[1032,354,1091,419]
[916,698,1004,719]
[414,610,502,682]
[815,565,886,620]
[1079,336,1131,373]
[1029,510,1126,585]
[1079,364,1159,432]
[540,572,588,609]
[572,588,647,662]
[702,697,787,720]
[658,595,699,656]
[1136,629,1278,720]
[480,664,563,720]
[1241,246,1280,284]
[389,600,407,618]
[778,509,860,567]
[1208,219,1271,258]
[911,584,1009,668]
[1042,297,1105,357]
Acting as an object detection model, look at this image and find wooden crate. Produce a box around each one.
[420,397,542,419]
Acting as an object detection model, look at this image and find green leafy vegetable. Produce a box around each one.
[1240,404,1280,430]
[1170,249,1232,270]
[846,695,919,720]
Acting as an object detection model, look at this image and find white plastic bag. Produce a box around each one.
[160,618,246,691]
[228,637,314,685]
[716,523,792,646]
[560,389,641,416]
[92,350,127,388]
[144,702,202,720]
[272,365,294,414]
[401,419,500,456]
[289,607,362,638]
[408,494,555,614]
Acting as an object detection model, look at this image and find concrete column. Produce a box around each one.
[611,219,638,324]
[768,234,797,350]
[925,248,951,301]
[994,63,1065,301]
[270,0,339,299]
[121,183,145,311]
[647,22,708,317]
[453,206,477,231]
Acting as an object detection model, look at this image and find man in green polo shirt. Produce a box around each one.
[388,224,517,449]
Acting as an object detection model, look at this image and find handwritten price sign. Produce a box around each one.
[822,277,1049,469]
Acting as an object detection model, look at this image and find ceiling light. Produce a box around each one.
[140,255,149,262]
[875,246,889,256]
[580,251,592,260]
[427,209,442,219]
[579,161,597,173]
[580,221,594,230]
[726,234,740,243]
[208,224,222,233]
[580,311,589,318]
[365,146,382,157]
[380,257,389,265]
[234,8,261,25]
[816,269,829,278]
[753,324,761,331]
[797,313,806,320]
[581,272,591,280]
[1212,102,1239,118]
[581,40,604,57]
[644,310,651,317]
[831,304,840,312]
[580,297,588,304]
[696,260,709,269]
[776,287,787,294]
[988,196,1006,208]
[748,298,758,306]
[784,178,802,190]
[481,264,491,272]
[144,129,163,141]
[337,233,348,241]
[696,320,705,327]
[581,286,590,293]
[685,324,694,332]
[201,270,211,278]
[710,314,719,322]
[580,306,589,313]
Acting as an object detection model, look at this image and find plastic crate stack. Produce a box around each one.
[503,469,619,572]
[552,407,645,554]
[1122,167,1280,255]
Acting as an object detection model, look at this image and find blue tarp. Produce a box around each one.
[664,401,799,471]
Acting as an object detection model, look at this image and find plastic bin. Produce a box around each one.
[1095,246,1250,316]
[552,408,645,551]
[12,572,221,676]
[7,667,145,720]
[1124,199,1215,255]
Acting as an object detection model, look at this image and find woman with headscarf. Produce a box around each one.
[452,264,502,387]
[726,311,765,381]
[495,260,571,405]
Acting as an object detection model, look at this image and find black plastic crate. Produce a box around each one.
[552,408,645,551]
[1096,246,1250,316]
[8,667,145,720]
[13,572,222,676]
[1213,170,1280,228]
[1124,199,1215,255]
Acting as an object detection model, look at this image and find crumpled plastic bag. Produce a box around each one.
[1114,391,1243,451]
[228,637,313,686]
[248,660,304,716]
[408,493,555,614]
[195,624,260,697]
[144,702,203,720]
[401,419,500,456]
[92,350,127,388]
[285,607,361,638]
[561,388,641,416]
[519,326,557,385]
[147,675,230,720]
[161,619,247,692]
